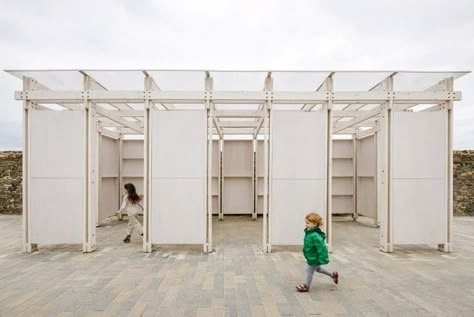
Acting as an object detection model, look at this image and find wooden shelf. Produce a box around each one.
[122,157,144,160]
[332,193,353,196]
[332,175,353,178]
[333,157,353,160]
[123,175,144,178]
[101,175,119,178]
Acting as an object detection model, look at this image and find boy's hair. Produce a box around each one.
[305,212,323,226]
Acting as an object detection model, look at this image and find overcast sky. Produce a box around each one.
[0,0,472,149]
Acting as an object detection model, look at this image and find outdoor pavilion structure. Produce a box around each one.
[5,69,469,254]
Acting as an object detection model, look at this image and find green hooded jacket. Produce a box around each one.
[302,226,329,266]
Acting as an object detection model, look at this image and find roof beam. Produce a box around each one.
[143,71,175,110]
[80,71,134,111]
[15,90,461,104]
[333,105,383,133]
[95,108,144,134]
[301,72,334,111]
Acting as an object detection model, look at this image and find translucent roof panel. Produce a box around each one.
[147,71,205,90]
[86,71,145,90]
[5,70,469,93]
[210,71,267,91]
[272,72,330,91]
[332,71,393,91]
[8,70,83,90]
[394,72,467,91]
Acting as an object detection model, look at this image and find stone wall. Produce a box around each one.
[0,151,473,215]
[454,150,474,216]
[0,151,22,214]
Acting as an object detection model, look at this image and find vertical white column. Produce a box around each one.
[219,139,224,220]
[263,73,273,253]
[252,138,257,220]
[96,129,102,227]
[325,77,334,252]
[143,75,152,252]
[205,74,214,252]
[83,75,97,253]
[263,101,269,252]
[352,133,358,220]
[379,76,393,253]
[439,77,454,253]
[22,77,37,252]
[118,136,123,221]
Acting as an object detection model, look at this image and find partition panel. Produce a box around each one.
[150,110,206,244]
[271,111,327,245]
[30,111,84,244]
[391,112,447,245]
[99,135,119,222]
[356,135,377,220]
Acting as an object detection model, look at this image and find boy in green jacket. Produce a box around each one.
[296,212,339,292]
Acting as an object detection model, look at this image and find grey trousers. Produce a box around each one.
[126,214,143,236]
[305,264,333,286]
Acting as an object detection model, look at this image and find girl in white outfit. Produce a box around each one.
[116,183,143,243]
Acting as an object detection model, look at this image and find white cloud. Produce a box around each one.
[0,0,472,149]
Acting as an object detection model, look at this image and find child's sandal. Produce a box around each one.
[123,235,131,243]
[296,284,309,292]
[332,272,339,285]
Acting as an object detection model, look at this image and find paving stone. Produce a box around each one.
[0,214,473,316]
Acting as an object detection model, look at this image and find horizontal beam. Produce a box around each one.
[95,108,144,134]
[97,109,144,117]
[355,126,380,139]
[333,105,382,133]
[15,90,462,104]
[98,127,120,139]
[214,110,262,118]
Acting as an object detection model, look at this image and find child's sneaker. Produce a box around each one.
[296,284,310,292]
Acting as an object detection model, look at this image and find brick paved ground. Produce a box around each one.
[0,214,473,316]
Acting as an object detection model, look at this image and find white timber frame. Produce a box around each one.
[9,69,468,254]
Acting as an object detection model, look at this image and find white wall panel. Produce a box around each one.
[357,135,376,177]
[30,111,84,178]
[357,178,376,218]
[271,180,325,245]
[223,177,253,214]
[356,135,377,219]
[272,112,326,180]
[392,179,445,244]
[100,178,119,221]
[391,112,447,245]
[392,112,446,179]
[150,110,206,244]
[152,111,206,179]
[101,136,119,177]
[123,140,144,159]
[29,111,84,244]
[31,178,84,244]
[151,179,205,243]
[271,111,327,245]
[123,159,144,177]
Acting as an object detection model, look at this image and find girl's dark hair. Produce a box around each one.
[124,183,141,204]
